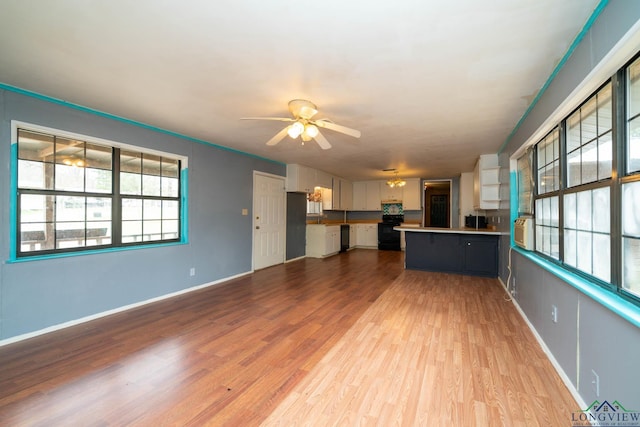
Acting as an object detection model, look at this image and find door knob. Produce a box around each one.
[256,226,260,229]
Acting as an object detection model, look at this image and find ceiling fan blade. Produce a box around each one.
[266,126,291,146]
[313,130,332,150]
[313,119,361,138]
[240,117,294,122]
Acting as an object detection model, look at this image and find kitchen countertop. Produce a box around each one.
[394,225,507,235]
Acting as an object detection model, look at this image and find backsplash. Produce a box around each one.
[382,203,403,215]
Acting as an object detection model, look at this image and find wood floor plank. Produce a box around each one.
[0,250,578,426]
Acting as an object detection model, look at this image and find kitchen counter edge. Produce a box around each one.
[394,226,507,236]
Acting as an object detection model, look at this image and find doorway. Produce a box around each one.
[253,172,286,270]
[423,180,451,228]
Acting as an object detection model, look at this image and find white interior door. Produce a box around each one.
[253,172,286,270]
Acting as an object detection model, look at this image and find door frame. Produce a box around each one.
[252,171,286,271]
[422,179,452,228]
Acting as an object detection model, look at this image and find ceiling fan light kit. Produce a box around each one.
[241,99,361,150]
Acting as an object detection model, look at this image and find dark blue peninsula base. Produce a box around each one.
[398,227,501,278]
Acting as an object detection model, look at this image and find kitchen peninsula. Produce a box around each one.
[395,226,505,277]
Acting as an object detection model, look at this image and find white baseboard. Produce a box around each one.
[285,256,306,263]
[497,277,587,411]
[0,270,252,347]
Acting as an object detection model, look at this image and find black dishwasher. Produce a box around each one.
[340,224,350,252]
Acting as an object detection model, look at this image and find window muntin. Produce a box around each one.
[535,196,559,259]
[17,127,181,256]
[566,83,613,187]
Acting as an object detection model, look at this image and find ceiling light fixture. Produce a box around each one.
[386,170,406,188]
[287,121,305,138]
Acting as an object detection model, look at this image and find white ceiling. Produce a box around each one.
[0,0,600,181]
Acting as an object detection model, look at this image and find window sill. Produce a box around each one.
[8,240,187,263]
[513,245,640,329]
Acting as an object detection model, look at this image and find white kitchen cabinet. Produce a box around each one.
[473,154,501,210]
[287,164,332,193]
[355,223,378,248]
[353,181,380,211]
[380,183,402,201]
[306,225,341,258]
[349,224,357,248]
[402,178,421,210]
[328,177,353,211]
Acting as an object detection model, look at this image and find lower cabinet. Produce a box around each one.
[404,232,498,277]
[306,225,341,258]
[355,224,378,248]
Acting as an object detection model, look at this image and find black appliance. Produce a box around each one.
[465,215,487,229]
[340,224,350,252]
[378,214,403,251]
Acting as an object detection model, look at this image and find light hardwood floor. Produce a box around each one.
[0,250,578,426]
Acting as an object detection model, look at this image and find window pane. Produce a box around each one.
[550,227,560,259]
[86,168,112,193]
[567,150,581,187]
[623,237,640,297]
[581,141,598,184]
[629,117,640,174]
[592,187,610,233]
[537,143,546,168]
[592,233,610,282]
[622,181,640,236]
[18,129,55,162]
[142,174,161,196]
[535,223,543,252]
[542,226,551,255]
[576,231,593,273]
[143,220,162,241]
[122,220,142,243]
[21,194,54,223]
[18,160,54,190]
[598,83,612,135]
[163,200,179,219]
[162,176,179,198]
[85,143,112,170]
[86,221,111,246]
[162,158,179,178]
[143,199,162,220]
[565,229,577,267]
[55,164,85,192]
[567,112,581,153]
[564,193,576,229]
[121,151,141,173]
[55,137,85,167]
[87,197,112,221]
[581,97,597,144]
[597,132,612,180]
[56,196,85,222]
[550,196,559,227]
[56,221,86,249]
[628,57,640,119]
[162,220,179,239]
[20,222,54,252]
[577,191,592,231]
[120,172,142,195]
[122,198,142,220]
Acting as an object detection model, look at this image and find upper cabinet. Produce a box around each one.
[331,177,353,211]
[286,164,332,193]
[402,178,421,210]
[352,181,382,211]
[473,154,501,210]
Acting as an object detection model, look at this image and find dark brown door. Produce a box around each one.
[430,195,449,228]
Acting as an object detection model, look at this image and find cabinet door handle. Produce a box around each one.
[467,242,471,246]
[256,226,260,230]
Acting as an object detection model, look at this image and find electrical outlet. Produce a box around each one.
[591,370,600,397]
[551,305,558,323]
[190,267,196,277]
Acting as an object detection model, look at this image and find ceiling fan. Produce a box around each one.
[241,99,361,150]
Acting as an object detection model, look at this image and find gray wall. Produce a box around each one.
[499,0,640,410]
[0,89,285,340]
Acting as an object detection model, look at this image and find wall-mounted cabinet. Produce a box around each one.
[286,164,332,193]
[380,183,402,201]
[402,178,421,210]
[328,177,353,211]
[473,154,501,210]
[352,181,382,211]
